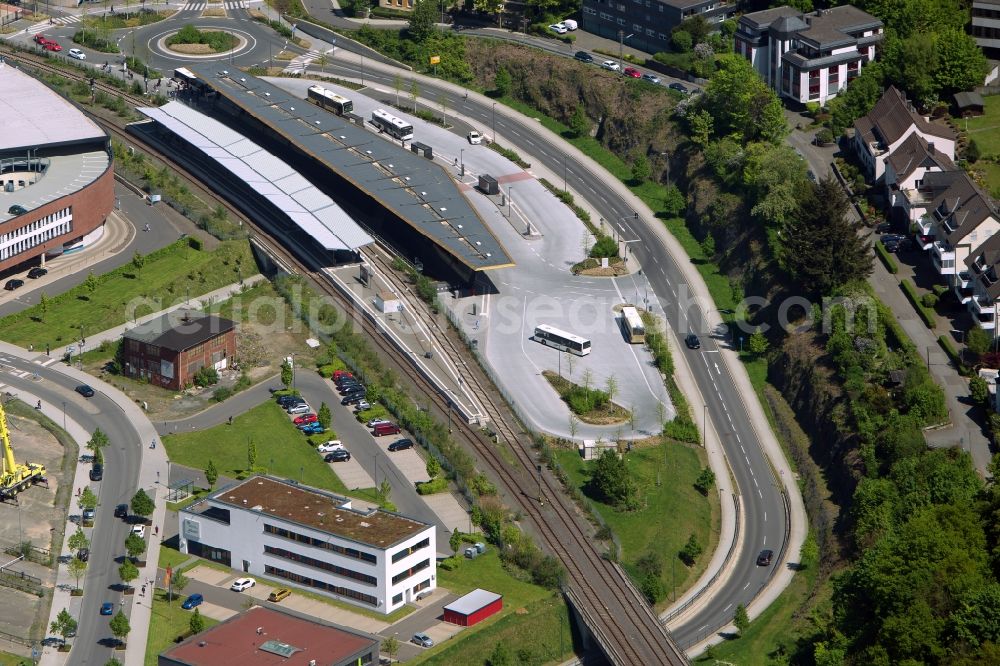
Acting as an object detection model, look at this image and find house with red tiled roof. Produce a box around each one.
[853,86,956,182]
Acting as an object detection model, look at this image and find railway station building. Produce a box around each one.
[150,66,512,287]
[0,63,114,277]
[179,476,436,615]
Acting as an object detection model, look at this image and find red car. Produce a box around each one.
[332,370,353,380]
[293,413,318,425]
[33,34,50,45]
[623,67,641,78]
[44,41,62,52]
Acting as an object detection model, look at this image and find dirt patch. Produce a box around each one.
[166,43,217,55]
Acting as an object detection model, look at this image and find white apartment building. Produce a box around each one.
[179,476,436,615]
[735,5,882,105]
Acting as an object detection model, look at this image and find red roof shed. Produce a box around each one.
[443,589,503,627]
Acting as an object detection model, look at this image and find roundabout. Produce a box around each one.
[146,24,257,62]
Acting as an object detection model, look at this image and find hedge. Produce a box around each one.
[901,279,936,328]
[874,240,898,274]
[937,335,967,373]
[416,477,449,495]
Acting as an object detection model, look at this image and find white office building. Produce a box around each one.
[178,476,436,615]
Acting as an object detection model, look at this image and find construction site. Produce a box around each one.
[0,397,74,657]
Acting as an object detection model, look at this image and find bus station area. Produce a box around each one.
[262,76,673,441]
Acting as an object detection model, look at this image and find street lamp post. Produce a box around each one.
[61,401,66,430]
[702,404,707,447]
[492,102,497,143]
[460,148,464,177]
[618,31,634,73]
[508,186,513,217]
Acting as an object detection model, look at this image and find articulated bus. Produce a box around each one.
[371,108,414,141]
[534,324,592,356]
[620,306,646,344]
[307,85,354,115]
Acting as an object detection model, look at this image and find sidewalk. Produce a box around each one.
[0,343,167,666]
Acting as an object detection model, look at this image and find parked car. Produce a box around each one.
[341,395,365,406]
[388,438,414,452]
[288,403,311,415]
[114,503,128,519]
[181,593,203,610]
[367,417,392,428]
[100,602,114,616]
[338,383,364,394]
[467,130,483,145]
[601,60,620,71]
[300,423,326,434]
[43,41,61,52]
[875,221,894,234]
[574,51,594,63]
[27,267,47,279]
[82,508,95,524]
[293,413,317,425]
[756,549,774,566]
[685,334,701,350]
[548,22,567,34]
[332,370,353,380]
[373,422,401,436]
[277,397,305,409]
[89,464,103,481]
[230,577,256,592]
[642,73,661,84]
[68,48,86,60]
[325,449,351,463]
[317,440,344,453]
[131,524,145,538]
[354,400,372,411]
[4,278,25,291]
[668,82,689,94]
[268,588,291,603]
[75,384,95,397]
[77,548,90,562]
[33,34,50,45]
[562,18,577,30]
[623,66,642,78]
[412,632,434,648]
[7,204,27,216]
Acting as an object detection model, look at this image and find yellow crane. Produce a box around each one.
[0,400,46,499]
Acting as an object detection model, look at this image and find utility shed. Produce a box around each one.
[443,588,502,627]
[375,290,401,314]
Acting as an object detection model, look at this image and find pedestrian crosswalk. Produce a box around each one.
[283,49,320,75]
[25,14,81,34]
[181,0,248,9]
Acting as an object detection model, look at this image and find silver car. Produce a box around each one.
[68,48,86,60]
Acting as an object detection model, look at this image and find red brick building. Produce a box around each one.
[122,310,236,390]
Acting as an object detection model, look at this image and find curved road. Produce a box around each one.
[1,353,144,665]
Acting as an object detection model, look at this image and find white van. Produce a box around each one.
[563,19,578,30]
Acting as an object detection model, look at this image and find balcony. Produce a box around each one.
[917,217,934,236]
[958,271,972,289]
[916,233,935,251]
[955,284,974,304]
[932,241,956,275]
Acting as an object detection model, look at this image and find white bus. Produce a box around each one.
[371,108,414,141]
[534,324,592,356]
[620,306,645,344]
[307,85,354,115]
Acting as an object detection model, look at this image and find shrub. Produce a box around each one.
[874,240,898,274]
[679,534,702,565]
[439,556,462,571]
[921,293,939,309]
[212,387,233,402]
[901,279,935,328]
[416,477,449,495]
[194,366,219,386]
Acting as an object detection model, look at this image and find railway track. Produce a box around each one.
[8,50,688,663]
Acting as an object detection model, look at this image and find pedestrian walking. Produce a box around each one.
[154,526,158,536]
[228,415,234,425]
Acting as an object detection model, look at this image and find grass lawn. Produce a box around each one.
[415,551,574,664]
[144,588,220,666]
[965,95,1000,155]
[158,543,193,571]
[166,487,211,512]
[0,240,256,349]
[553,442,718,606]
[0,650,29,666]
[162,401,349,494]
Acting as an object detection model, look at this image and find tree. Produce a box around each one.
[82,271,99,297]
[734,603,750,634]
[590,449,637,510]
[68,556,87,590]
[167,569,190,603]
[131,250,145,276]
[39,292,49,321]
[966,138,981,164]
[702,54,786,145]
[131,488,154,521]
[605,374,618,402]
[748,329,769,356]
[828,61,885,134]
[493,66,512,97]
[317,402,331,429]
[438,93,449,126]
[88,428,109,450]
[189,607,206,635]
[248,440,258,470]
[694,467,716,495]
[970,376,990,406]
[118,559,139,592]
[205,459,218,489]
[51,608,77,645]
[109,610,131,646]
[779,176,872,296]
[409,79,419,113]
[68,527,90,554]
[631,154,651,184]
[671,29,692,52]
[280,359,293,387]
[426,456,442,478]
[489,641,513,666]
[968,325,992,357]
[568,104,589,138]
[125,533,146,562]
[79,487,98,511]
[406,0,437,42]
[679,533,702,565]
[383,635,399,662]
[94,446,104,466]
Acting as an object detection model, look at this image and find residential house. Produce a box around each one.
[582,0,736,55]
[884,133,956,229]
[965,233,1000,333]
[735,5,882,105]
[854,87,957,183]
